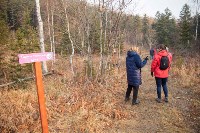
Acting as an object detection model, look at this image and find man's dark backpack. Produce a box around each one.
[159,55,169,70]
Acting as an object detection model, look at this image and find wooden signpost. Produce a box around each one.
[18,52,53,133]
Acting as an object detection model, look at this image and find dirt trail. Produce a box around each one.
[48,51,199,133]
[107,56,197,133]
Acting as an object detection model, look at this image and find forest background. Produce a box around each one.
[0,0,199,83]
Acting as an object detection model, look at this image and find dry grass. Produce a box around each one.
[171,56,200,87]
[0,54,131,132]
[44,56,131,132]
[0,48,199,132]
[0,88,41,132]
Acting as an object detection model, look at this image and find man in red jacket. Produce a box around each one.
[151,44,172,103]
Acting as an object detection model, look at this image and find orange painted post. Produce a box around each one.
[34,62,49,133]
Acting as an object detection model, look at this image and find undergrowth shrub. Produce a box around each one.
[172,56,200,87]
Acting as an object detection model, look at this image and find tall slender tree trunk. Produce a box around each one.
[46,0,55,68]
[84,5,93,79]
[98,0,104,75]
[104,7,109,71]
[46,0,53,52]
[35,0,48,73]
[51,8,55,62]
[81,32,85,52]
[104,8,107,53]
[195,15,199,41]
[100,12,103,75]
[195,0,199,41]
[48,0,55,64]
[62,0,75,76]
[77,5,85,52]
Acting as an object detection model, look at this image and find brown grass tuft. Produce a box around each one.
[172,56,200,87]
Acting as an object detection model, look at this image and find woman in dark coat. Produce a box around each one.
[125,47,148,105]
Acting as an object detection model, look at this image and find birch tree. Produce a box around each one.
[51,4,55,62]
[62,0,75,76]
[46,0,53,52]
[46,0,55,65]
[98,0,104,75]
[81,2,93,78]
[194,0,199,41]
[35,0,48,73]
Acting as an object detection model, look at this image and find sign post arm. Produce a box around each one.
[34,62,49,133]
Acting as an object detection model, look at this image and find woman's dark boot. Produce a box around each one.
[124,97,130,102]
[132,99,140,105]
[132,86,139,105]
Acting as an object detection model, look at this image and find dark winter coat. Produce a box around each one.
[126,51,147,86]
[150,48,154,56]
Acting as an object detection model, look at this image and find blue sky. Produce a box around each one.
[132,0,194,18]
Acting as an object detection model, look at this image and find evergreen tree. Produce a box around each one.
[153,8,177,46]
[9,9,39,80]
[0,19,9,82]
[89,23,100,53]
[179,4,192,46]
[142,14,149,46]
[59,32,71,55]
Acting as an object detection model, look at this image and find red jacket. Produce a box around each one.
[151,50,172,78]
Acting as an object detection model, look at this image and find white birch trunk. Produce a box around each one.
[81,32,85,50]
[46,0,55,67]
[99,0,104,74]
[99,8,103,74]
[62,0,75,76]
[195,15,199,41]
[35,0,48,73]
[86,20,92,78]
[195,0,199,41]
[51,9,55,62]
[104,8,107,52]
[104,8,108,70]
[46,0,53,52]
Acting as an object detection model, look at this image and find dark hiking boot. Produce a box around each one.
[156,98,162,103]
[132,99,140,105]
[164,97,168,103]
[124,97,130,102]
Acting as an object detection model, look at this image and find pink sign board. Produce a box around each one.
[18,52,53,64]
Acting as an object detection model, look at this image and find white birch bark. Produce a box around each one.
[46,0,53,52]
[62,0,75,76]
[46,0,55,66]
[195,15,199,41]
[104,7,108,71]
[104,7,108,53]
[35,0,48,73]
[51,9,55,62]
[99,0,104,75]
[195,0,199,41]
[81,4,92,78]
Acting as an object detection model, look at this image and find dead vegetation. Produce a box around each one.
[171,55,200,87]
[0,48,199,133]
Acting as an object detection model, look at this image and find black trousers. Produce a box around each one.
[125,84,139,102]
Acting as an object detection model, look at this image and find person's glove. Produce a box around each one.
[144,56,149,60]
[151,72,154,77]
